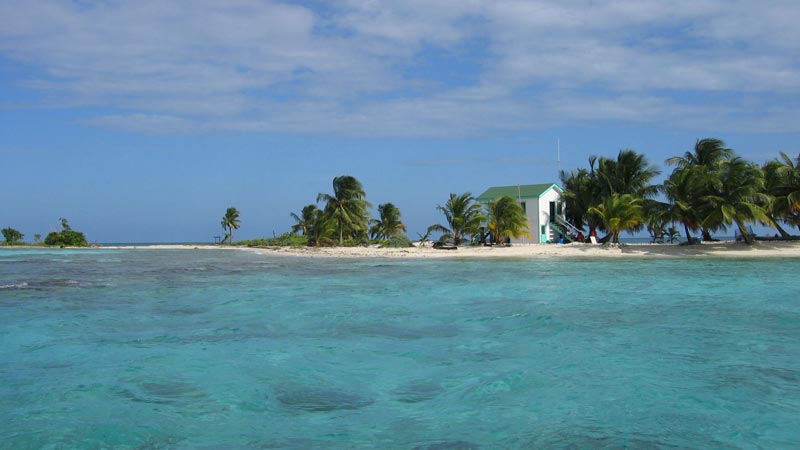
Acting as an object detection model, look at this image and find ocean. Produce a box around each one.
[1,248,798,449]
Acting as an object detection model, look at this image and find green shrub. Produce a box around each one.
[2,227,24,244]
[380,235,413,248]
[44,230,89,247]
[240,233,309,247]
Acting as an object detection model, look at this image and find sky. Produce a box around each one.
[1,0,799,243]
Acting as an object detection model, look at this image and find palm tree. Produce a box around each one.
[663,165,704,244]
[560,163,602,236]
[763,152,800,236]
[369,203,407,240]
[665,138,733,241]
[702,157,771,244]
[429,192,485,245]
[306,210,336,247]
[317,176,372,245]
[562,150,659,243]
[666,138,733,169]
[589,194,644,244]
[596,149,661,199]
[643,199,670,243]
[485,196,530,244]
[220,207,240,244]
[290,204,321,235]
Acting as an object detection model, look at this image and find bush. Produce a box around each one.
[380,235,413,248]
[239,233,309,247]
[44,230,89,247]
[2,227,24,245]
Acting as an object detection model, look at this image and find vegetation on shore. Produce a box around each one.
[2,227,24,245]
[220,207,241,244]
[2,218,89,247]
[245,175,412,248]
[44,218,89,247]
[560,140,800,244]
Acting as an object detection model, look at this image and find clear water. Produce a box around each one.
[1,249,799,449]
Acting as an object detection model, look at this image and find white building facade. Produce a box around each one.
[477,183,566,244]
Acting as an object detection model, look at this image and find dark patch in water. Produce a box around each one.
[274,386,373,412]
[343,323,459,340]
[521,426,699,449]
[117,381,206,405]
[412,440,480,450]
[0,279,90,291]
[393,380,443,403]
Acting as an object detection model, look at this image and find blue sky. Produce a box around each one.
[2,0,799,242]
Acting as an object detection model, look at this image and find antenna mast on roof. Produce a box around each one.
[557,138,561,178]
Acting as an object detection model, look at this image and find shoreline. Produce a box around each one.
[248,241,800,259]
[4,241,800,259]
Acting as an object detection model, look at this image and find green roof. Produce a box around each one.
[476,183,561,202]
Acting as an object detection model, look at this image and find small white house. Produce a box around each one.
[477,183,566,243]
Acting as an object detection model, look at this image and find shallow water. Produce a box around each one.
[1,249,799,449]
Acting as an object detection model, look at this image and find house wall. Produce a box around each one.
[516,198,537,244]
[538,188,564,242]
[485,185,563,244]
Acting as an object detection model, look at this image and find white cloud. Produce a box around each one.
[1,0,799,136]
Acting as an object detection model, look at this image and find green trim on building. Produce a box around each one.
[476,183,562,202]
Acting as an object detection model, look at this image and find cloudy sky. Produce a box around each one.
[2,0,799,242]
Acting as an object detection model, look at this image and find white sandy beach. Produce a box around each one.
[24,241,798,259]
[241,241,800,259]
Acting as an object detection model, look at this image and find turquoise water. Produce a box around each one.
[1,249,799,449]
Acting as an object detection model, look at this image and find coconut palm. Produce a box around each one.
[663,165,704,244]
[702,157,771,245]
[560,162,602,235]
[596,149,661,199]
[762,152,800,236]
[429,192,485,245]
[220,207,240,244]
[369,203,407,240]
[666,138,733,169]
[290,204,321,235]
[306,210,336,247]
[485,196,530,244]
[317,175,372,245]
[589,194,644,244]
[665,138,733,241]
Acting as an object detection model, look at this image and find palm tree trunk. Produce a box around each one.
[736,220,753,245]
[339,223,343,245]
[683,222,693,244]
[768,214,790,238]
[701,228,713,241]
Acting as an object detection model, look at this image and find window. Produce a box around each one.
[520,201,526,213]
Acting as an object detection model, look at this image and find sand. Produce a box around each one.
[246,241,800,259]
[10,241,799,259]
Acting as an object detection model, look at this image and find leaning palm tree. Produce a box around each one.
[702,157,772,245]
[665,138,733,241]
[429,192,486,245]
[589,194,644,244]
[220,207,241,244]
[485,196,531,244]
[762,152,800,236]
[663,165,704,244]
[317,175,372,245]
[290,204,321,236]
[369,203,407,240]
